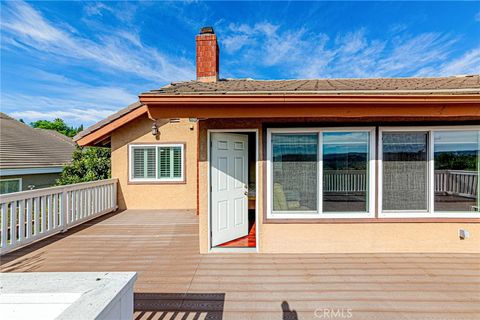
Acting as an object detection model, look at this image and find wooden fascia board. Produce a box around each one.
[145,103,480,120]
[139,94,480,105]
[76,105,148,146]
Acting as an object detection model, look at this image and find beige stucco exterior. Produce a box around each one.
[111,116,198,211]
[106,115,479,254]
[197,119,480,254]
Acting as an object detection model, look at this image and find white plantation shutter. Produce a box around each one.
[172,147,182,178]
[159,147,171,178]
[131,145,183,181]
[158,146,183,179]
[145,148,156,178]
[132,147,156,179]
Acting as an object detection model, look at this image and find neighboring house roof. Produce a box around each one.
[144,75,480,96]
[0,113,76,169]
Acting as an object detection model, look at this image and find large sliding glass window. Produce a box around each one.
[272,133,318,212]
[380,128,480,217]
[323,132,370,212]
[268,127,479,219]
[434,131,479,212]
[268,128,374,218]
[382,132,429,211]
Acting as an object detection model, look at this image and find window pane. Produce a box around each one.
[132,147,155,179]
[323,132,369,212]
[0,180,20,194]
[382,132,428,211]
[272,133,318,212]
[172,147,182,178]
[434,131,479,212]
[158,147,172,178]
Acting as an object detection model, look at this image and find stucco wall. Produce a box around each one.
[198,119,480,253]
[111,116,197,210]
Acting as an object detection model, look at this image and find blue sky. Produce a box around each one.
[1,1,479,127]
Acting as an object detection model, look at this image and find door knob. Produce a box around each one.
[244,191,248,196]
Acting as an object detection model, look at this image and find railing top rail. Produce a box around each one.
[434,170,477,175]
[0,178,118,203]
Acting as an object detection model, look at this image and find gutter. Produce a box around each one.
[139,93,480,105]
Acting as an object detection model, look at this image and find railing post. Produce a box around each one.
[113,182,117,210]
[61,189,68,232]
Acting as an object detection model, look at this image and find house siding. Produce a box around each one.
[0,173,60,191]
[111,116,198,211]
[198,118,480,253]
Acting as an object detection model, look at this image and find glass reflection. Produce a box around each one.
[323,132,369,212]
[434,131,479,212]
[272,134,318,212]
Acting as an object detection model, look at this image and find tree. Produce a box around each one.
[56,147,111,185]
[27,118,110,185]
[30,118,83,138]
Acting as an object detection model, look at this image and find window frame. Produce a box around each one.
[378,126,480,218]
[0,178,22,194]
[266,127,376,219]
[128,143,185,183]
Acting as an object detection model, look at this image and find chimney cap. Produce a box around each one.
[199,26,215,35]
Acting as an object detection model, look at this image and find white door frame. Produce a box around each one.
[207,129,259,253]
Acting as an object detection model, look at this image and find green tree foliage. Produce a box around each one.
[434,152,477,171]
[28,118,110,185]
[56,147,111,185]
[30,118,83,138]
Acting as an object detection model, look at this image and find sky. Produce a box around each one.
[1,1,479,127]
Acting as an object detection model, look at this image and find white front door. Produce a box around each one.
[211,133,249,247]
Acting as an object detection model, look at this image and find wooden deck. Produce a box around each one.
[1,209,479,320]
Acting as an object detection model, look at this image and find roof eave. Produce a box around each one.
[139,93,480,104]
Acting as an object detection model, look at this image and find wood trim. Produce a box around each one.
[127,142,187,185]
[76,105,148,146]
[260,124,480,224]
[146,103,480,120]
[264,218,480,224]
[127,181,186,185]
[140,94,480,104]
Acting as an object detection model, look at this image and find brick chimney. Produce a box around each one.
[196,26,219,82]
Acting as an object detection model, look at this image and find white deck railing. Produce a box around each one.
[0,178,118,255]
[434,170,478,198]
[323,170,367,192]
[323,170,478,197]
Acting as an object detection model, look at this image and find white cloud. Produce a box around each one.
[9,108,114,125]
[1,70,137,126]
[220,21,473,78]
[416,48,480,76]
[83,1,138,23]
[1,1,194,83]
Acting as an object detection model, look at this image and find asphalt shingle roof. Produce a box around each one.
[0,113,76,169]
[146,75,480,95]
[75,75,480,142]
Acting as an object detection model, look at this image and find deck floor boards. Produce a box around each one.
[1,209,479,320]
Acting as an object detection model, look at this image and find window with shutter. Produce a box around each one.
[132,147,156,179]
[130,144,184,182]
[158,147,171,178]
[172,147,182,178]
